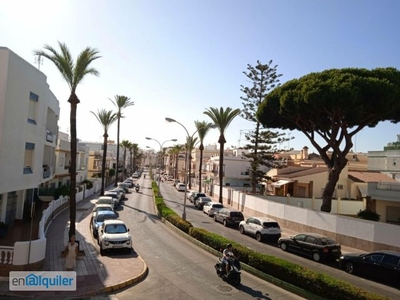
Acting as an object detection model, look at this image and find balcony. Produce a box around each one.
[368,182,400,202]
[46,130,54,143]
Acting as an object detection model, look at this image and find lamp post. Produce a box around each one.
[146,137,177,196]
[165,117,216,221]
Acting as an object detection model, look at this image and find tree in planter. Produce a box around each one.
[257,67,400,212]
[240,60,291,194]
[34,42,101,239]
[91,109,117,195]
[120,140,132,179]
[185,136,198,189]
[204,107,241,203]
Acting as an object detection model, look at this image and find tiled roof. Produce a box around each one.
[277,166,327,178]
[348,171,398,183]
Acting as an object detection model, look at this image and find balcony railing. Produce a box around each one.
[46,130,54,143]
[377,182,400,191]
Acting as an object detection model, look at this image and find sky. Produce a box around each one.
[1,0,400,154]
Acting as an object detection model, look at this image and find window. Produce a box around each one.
[24,142,35,174]
[382,255,400,266]
[305,236,316,244]
[27,92,39,125]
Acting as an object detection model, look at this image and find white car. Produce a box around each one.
[96,196,115,210]
[239,217,281,242]
[98,219,132,255]
[175,183,186,192]
[203,201,224,216]
[92,204,114,218]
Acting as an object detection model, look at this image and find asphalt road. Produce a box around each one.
[104,175,306,300]
[158,180,400,300]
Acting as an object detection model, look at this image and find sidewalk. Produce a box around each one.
[0,188,148,298]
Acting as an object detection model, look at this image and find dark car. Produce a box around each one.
[189,192,207,203]
[339,250,400,285]
[213,208,244,227]
[92,210,118,238]
[278,233,341,262]
[194,197,212,210]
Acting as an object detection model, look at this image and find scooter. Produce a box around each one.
[135,185,140,193]
[214,256,241,286]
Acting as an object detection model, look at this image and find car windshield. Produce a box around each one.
[105,224,128,234]
[96,214,116,222]
[96,207,113,212]
[213,204,223,208]
[231,212,243,217]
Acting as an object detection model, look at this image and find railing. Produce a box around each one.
[377,182,400,191]
[43,169,51,178]
[46,130,54,143]
[0,246,14,264]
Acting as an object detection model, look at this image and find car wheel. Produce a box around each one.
[344,262,355,274]
[223,219,228,227]
[256,232,263,242]
[239,226,245,234]
[280,242,288,251]
[312,252,321,262]
[214,215,218,222]
[100,245,105,256]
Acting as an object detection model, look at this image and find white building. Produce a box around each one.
[0,47,60,224]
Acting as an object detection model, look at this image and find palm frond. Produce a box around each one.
[91,109,117,133]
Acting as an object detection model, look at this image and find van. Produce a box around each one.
[96,196,115,210]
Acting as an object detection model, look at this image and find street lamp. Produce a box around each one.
[165,117,216,221]
[146,137,177,196]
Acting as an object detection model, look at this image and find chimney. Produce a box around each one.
[303,146,309,160]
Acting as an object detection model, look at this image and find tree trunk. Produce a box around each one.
[198,144,204,193]
[122,148,127,180]
[175,154,179,179]
[320,158,347,212]
[218,135,226,203]
[115,117,120,186]
[188,154,192,189]
[68,93,79,239]
[101,133,108,196]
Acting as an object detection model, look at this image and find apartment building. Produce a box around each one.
[0,47,60,224]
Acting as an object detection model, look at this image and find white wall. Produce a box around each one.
[214,185,400,251]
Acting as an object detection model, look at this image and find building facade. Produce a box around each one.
[0,47,60,224]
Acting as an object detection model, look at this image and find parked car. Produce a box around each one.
[189,192,207,203]
[213,208,244,227]
[98,219,132,255]
[339,250,400,285]
[124,179,134,188]
[239,217,281,242]
[195,197,212,210]
[112,187,125,199]
[92,210,117,238]
[92,204,114,218]
[117,182,130,193]
[96,196,115,210]
[203,201,223,216]
[278,233,341,262]
[175,183,186,192]
[104,191,121,206]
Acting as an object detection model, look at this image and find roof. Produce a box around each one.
[248,216,278,222]
[277,166,328,179]
[348,171,398,183]
[103,219,125,225]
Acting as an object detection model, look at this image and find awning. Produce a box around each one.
[355,183,368,197]
[272,180,291,187]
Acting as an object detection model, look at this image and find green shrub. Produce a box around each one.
[81,179,93,189]
[54,185,70,199]
[357,209,380,221]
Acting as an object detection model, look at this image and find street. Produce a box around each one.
[105,175,306,300]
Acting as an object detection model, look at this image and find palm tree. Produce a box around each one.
[194,120,214,193]
[169,145,184,179]
[204,107,241,203]
[110,95,134,186]
[186,136,198,189]
[132,143,139,172]
[91,109,117,195]
[34,42,100,238]
[120,140,132,180]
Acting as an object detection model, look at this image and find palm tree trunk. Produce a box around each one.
[115,117,120,186]
[218,135,226,204]
[198,144,204,193]
[101,133,108,195]
[68,93,79,239]
[188,154,192,189]
[122,147,127,180]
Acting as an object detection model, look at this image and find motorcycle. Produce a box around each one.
[214,256,241,286]
[135,185,140,193]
